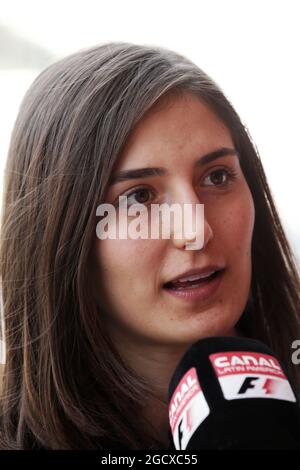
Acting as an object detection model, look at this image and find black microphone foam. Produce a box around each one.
[168,336,300,449]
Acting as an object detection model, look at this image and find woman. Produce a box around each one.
[0,42,299,450]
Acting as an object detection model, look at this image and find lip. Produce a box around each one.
[164,265,226,285]
[163,268,226,302]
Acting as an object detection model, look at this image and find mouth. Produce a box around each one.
[162,268,226,301]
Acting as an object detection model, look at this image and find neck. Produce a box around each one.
[112,326,242,447]
[135,345,187,448]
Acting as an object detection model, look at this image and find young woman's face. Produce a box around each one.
[92,93,255,349]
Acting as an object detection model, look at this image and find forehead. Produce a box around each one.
[117,93,233,169]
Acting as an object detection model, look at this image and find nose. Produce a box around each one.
[169,185,214,251]
[172,217,213,250]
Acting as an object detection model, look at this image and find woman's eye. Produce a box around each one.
[123,187,154,206]
[202,168,238,187]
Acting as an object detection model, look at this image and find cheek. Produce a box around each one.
[232,188,255,258]
[206,185,255,321]
[96,237,159,290]
[210,185,255,262]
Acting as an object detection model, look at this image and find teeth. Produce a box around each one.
[175,271,216,283]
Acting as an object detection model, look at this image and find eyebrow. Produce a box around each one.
[108,146,240,185]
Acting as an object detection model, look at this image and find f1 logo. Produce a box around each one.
[177,408,194,450]
[177,418,184,450]
[238,376,278,394]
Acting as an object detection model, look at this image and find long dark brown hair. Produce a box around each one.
[0,42,299,449]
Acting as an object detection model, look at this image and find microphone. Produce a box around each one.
[168,336,300,449]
